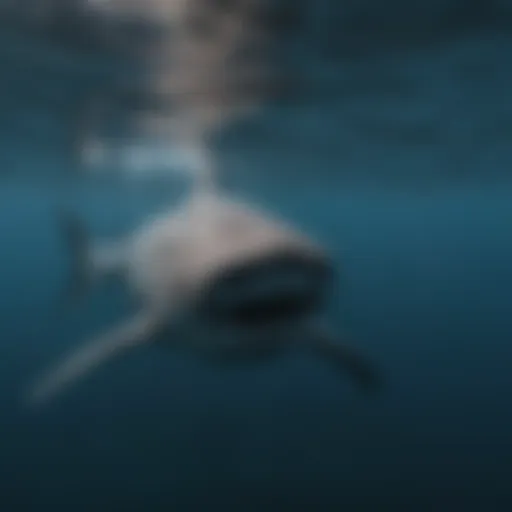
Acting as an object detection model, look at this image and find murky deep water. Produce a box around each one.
[0,22,511,511]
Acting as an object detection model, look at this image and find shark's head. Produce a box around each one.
[198,249,334,330]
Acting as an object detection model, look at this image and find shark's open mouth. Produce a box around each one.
[225,291,319,327]
[201,252,333,328]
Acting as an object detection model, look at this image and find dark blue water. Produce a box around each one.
[1,22,512,512]
[1,178,511,510]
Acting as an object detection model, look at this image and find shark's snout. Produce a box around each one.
[201,251,333,328]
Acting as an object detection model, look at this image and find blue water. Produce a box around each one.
[1,177,511,510]
[1,25,512,512]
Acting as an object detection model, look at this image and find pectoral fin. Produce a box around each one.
[308,323,382,394]
[26,311,162,408]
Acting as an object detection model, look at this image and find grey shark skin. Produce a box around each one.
[26,188,381,407]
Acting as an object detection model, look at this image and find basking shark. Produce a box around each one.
[26,186,381,406]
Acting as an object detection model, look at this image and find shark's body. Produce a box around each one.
[27,187,380,406]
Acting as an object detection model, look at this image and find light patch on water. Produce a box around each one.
[81,137,213,181]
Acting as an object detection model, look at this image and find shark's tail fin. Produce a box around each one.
[56,209,94,303]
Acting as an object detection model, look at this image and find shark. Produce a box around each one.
[26,183,381,406]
